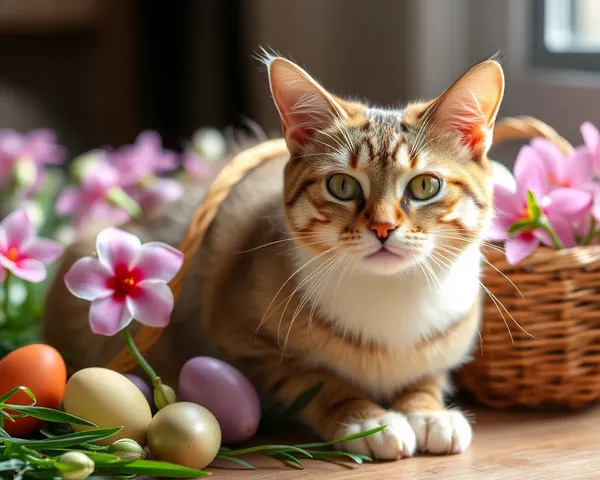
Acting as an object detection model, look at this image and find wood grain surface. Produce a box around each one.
[208,405,600,479]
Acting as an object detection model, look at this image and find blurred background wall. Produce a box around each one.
[1,0,599,164]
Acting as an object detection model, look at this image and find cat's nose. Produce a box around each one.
[368,222,396,243]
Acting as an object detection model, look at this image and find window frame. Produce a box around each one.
[531,0,600,72]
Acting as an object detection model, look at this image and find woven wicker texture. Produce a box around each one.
[106,116,598,410]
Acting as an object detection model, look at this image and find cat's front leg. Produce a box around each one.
[392,374,472,455]
[259,360,416,460]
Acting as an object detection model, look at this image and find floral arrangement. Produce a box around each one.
[489,122,600,264]
[0,127,381,479]
[0,127,221,358]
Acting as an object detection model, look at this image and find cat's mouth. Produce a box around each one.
[364,246,408,262]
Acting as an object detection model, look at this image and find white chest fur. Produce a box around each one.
[294,244,482,353]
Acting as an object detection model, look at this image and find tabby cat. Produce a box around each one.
[44,54,504,459]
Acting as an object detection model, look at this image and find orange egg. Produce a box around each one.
[0,344,67,437]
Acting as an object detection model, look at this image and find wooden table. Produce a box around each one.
[209,404,600,479]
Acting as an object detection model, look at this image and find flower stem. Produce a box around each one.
[120,326,158,384]
[583,217,597,246]
[539,217,564,249]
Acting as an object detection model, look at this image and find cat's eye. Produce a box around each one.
[327,174,361,201]
[407,174,441,201]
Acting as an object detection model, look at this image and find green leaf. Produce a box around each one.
[214,455,256,470]
[295,425,386,449]
[4,405,97,427]
[94,459,210,478]
[0,459,23,472]
[219,444,312,458]
[508,218,534,235]
[270,452,304,469]
[305,450,370,463]
[280,382,323,419]
[5,427,121,448]
[0,426,9,439]
[0,387,35,405]
[44,451,120,464]
[526,190,542,220]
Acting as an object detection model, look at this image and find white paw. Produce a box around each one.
[407,410,472,455]
[334,411,416,460]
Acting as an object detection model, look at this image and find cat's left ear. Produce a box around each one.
[430,59,505,155]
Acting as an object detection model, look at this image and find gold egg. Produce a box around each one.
[147,402,222,470]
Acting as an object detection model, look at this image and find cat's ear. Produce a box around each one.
[267,57,349,152]
[430,59,505,154]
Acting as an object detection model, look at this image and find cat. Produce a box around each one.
[44,53,504,460]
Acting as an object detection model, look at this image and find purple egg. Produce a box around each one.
[178,356,261,444]
[124,373,153,406]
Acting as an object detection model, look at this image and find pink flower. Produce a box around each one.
[0,129,65,191]
[182,150,210,179]
[56,156,131,228]
[64,227,183,336]
[0,210,63,282]
[126,177,183,211]
[489,145,592,265]
[581,122,600,165]
[112,131,177,185]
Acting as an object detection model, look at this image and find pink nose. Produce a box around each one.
[369,222,396,240]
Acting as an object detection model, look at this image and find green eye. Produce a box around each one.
[408,175,441,201]
[327,174,361,201]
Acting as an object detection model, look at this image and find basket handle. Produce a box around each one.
[106,116,570,373]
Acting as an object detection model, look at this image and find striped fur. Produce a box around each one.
[44,55,504,460]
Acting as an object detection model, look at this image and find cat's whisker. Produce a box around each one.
[236,233,335,254]
[256,246,335,336]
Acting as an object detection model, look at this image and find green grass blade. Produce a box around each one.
[269,452,304,469]
[220,444,312,458]
[295,425,385,449]
[304,450,370,463]
[214,455,256,470]
[6,427,121,448]
[5,406,97,427]
[0,387,35,405]
[0,426,9,438]
[280,382,323,418]
[95,459,210,478]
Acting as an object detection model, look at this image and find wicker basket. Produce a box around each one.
[105,116,599,409]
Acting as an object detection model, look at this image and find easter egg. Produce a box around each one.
[124,374,153,407]
[178,356,261,444]
[0,344,67,436]
[63,367,152,446]
[147,402,221,469]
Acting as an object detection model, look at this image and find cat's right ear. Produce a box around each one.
[266,57,349,152]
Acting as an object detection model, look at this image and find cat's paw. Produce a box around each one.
[407,410,472,454]
[334,411,416,460]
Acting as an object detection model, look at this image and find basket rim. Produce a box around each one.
[486,243,600,272]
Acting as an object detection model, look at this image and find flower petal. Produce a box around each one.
[131,242,184,283]
[1,210,35,249]
[505,234,538,265]
[56,188,81,216]
[530,137,565,181]
[96,227,141,271]
[514,146,548,200]
[581,121,600,153]
[22,238,63,263]
[126,282,173,328]
[545,188,592,217]
[493,184,521,218]
[9,258,46,283]
[64,257,113,301]
[566,147,595,187]
[89,295,133,336]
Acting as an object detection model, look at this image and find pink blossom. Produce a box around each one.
[581,122,600,164]
[56,155,130,228]
[0,129,65,190]
[489,145,592,265]
[126,177,183,210]
[112,131,177,185]
[64,227,183,336]
[0,210,63,282]
[182,150,210,179]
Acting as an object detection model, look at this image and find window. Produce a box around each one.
[532,0,600,70]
